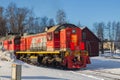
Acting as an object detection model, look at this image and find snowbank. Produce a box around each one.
[1,56,120,80]
[0,60,101,80]
[0,50,16,62]
[99,51,120,59]
[0,50,120,80]
[115,49,120,53]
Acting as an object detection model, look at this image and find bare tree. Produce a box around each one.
[0,6,7,36]
[5,3,32,34]
[93,22,105,54]
[5,3,17,33]
[0,7,3,17]
[34,17,41,33]
[112,21,116,41]
[115,22,120,41]
[16,7,30,33]
[113,21,120,50]
[116,22,120,49]
[77,21,82,27]
[40,16,48,27]
[107,21,112,40]
[97,23,105,40]
[48,18,55,26]
[56,9,67,25]
[106,21,115,53]
[27,16,34,33]
[39,16,49,32]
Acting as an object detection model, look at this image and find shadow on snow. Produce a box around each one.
[1,76,67,80]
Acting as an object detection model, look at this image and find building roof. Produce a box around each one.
[81,27,101,42]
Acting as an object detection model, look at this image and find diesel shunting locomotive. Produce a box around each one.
[0,23,90,69]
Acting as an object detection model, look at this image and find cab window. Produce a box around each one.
[47,32,52,41]
[8,41,12,44]
[54,31,59,38]
[14,39,20,44]
[0,42,2,45]
[72,29,76,34]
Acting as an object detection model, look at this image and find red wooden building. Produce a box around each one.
[81,27,100,57]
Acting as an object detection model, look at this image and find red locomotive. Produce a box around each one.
[0,24,90,69]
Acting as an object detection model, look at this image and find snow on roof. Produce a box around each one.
[81,27,101,42]
[80,26,86,30]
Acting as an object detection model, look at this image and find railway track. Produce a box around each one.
[77,69,120,80]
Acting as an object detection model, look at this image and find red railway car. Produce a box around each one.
[1,35,20,51]
[1,23,91,69]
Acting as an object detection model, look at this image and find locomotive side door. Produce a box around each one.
[14,36,21,51]
[54,31,60,50]
[66,29,71,48]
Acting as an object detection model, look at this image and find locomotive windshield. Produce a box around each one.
[72,29,76,34]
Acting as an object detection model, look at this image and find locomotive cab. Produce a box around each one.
[46,24,90,69]
[47,26,60,51]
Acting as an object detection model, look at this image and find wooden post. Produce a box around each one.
[11,64,22,80]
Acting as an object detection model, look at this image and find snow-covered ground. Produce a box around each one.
[0,60,101,80]
[78,57,120,80]
[0,51,120,80]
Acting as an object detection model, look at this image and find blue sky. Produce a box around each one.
[0,0,120,29]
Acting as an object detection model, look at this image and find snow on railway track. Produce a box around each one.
[70,71,104,80]
[76,69,120,80]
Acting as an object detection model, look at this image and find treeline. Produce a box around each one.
[93,21,120,41]
[93,21,120,51]
[1,2,120,43]
[0,3,68,36]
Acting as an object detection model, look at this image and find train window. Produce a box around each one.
[0,42,2,45]
[47,32,52,41]
[54,31,59,38]
[9,41,12,44]
[55,31,59,34]
[72,29,76,34]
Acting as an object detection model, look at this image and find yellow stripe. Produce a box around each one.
[16,51,60,54]
[30,56,37,58]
